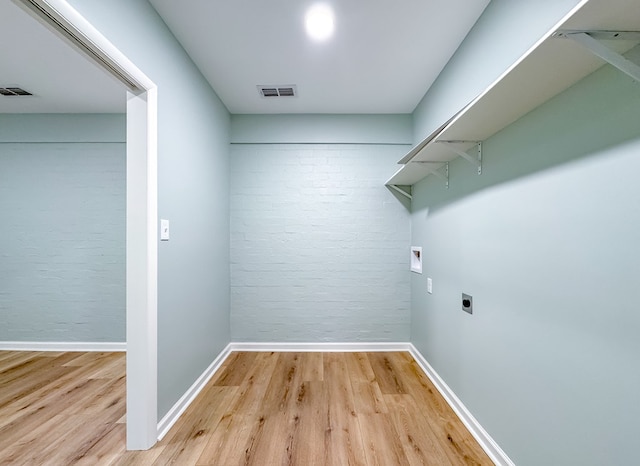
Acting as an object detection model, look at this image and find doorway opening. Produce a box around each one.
[13,0,159,450]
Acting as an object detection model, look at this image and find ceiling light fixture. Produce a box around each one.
[305,3,335,42]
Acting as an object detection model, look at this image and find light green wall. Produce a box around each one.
[0,114,125,142]
[232,114,412,144]
[230,114,412,342]
[67,0,231,419]
[411,41,640,466]
[0,114,125,343]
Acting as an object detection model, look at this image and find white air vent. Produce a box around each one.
[257,85,297,98]
[0,87,33,96]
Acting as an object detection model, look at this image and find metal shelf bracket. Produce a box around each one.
[412,161,449,188]
[554,30,640,82]
[437,141,482,175]
[387,184,412,200]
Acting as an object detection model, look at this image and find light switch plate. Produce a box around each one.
[160,219,170,241]
[427,278,433,294]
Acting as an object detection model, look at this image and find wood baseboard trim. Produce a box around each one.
[0,341,126,352]
[408,344,514,466]
[229,342,413,352]
[156,343,233,441]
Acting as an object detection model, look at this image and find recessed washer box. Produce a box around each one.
[410,246,422,274]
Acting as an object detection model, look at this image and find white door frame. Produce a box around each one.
[125,87,159,450]
[15,0,159,450]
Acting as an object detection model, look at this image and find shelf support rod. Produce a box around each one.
[387,184,412,200]
[412,161,449,188]
[437,141,482,175]
[556,31,640,83]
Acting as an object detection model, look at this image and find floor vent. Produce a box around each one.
[257,85,297,98]
[0,87,33,96]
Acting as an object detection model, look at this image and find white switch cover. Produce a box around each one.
[427,278,433,294]
[160,219,170,241]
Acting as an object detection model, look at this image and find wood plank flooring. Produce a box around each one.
[0,351,493,465]
[0,351,126,465]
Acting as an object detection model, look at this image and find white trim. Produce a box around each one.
[229,341,412,352]
[125,86,158,450]
[52,1,158,451]
[408,344,515,466]
[0,341,126,352]
[24,0,155,90]
[157,344,233,441]
[18,0,159,451]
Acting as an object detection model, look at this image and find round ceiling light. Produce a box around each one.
[305,3,335,41]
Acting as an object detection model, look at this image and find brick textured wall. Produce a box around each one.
[0,142,125,342]
[230,143,411,342]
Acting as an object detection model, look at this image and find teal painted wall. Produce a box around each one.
[230,115,411,342]
[0,114,125,142]
[0,114,125,342]
[67,0,231,419]
[410,41,640,466]
[231,114,412,144]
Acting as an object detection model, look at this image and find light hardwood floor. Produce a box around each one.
[0,351,493,465]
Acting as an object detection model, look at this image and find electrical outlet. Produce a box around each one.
[462,293,472,314]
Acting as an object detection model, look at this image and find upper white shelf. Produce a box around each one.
[387,0,640,188]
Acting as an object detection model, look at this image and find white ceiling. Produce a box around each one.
[0,0,490,115]
[149,0,490,114]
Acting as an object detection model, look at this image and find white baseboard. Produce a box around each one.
[0,341,126,352]
[157,343,233,441]
[229,341,413,352]
[153,340,511,465]
[408,344,514,466]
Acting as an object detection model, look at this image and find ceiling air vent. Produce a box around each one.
[257,85,297,98]
[0,87,33,96]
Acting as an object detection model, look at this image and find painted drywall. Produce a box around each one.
[66,0,231,419]
[0,114,125,342]
[0,114,125,142]
[411,44,640,466]
[412,0,583,140]
[231,114,412,144]
[231,115,411,342]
